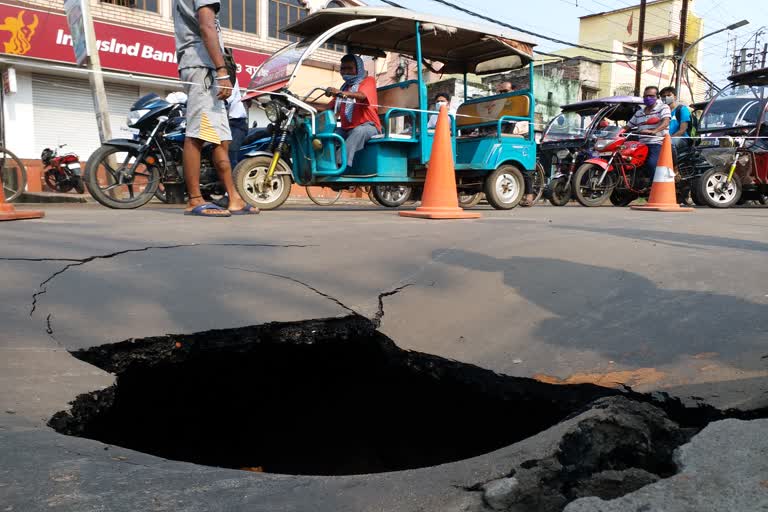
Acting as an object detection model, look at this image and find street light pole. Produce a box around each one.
[675,19,749,96]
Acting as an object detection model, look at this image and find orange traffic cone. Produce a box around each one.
[400,105,481,220]
[631,134,693,212]
[0,174,44,221]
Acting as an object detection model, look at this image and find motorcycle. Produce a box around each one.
[85,94,226,209]
[41,145,85,194]
[543,148,585,206]
[573,125,711,207]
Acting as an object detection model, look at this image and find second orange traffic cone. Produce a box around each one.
[631,134,692,212]
[400,105,481,220]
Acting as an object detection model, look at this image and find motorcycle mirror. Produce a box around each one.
[252,121,259,128]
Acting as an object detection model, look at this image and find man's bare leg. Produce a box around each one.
[184,137,228,215]
[212,142,249,212]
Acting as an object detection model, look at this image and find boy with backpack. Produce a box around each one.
[659,86,695,160]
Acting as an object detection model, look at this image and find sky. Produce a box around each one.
[363,0,768,88]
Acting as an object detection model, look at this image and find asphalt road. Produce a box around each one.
[1,201,767,510]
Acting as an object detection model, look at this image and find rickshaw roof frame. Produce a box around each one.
[559,95,644,113]
[282,7,536,75]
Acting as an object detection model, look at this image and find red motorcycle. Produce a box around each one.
[41,145,85,194]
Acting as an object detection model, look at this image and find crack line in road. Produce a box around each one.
[223,266,358,315]
[373,283,413,328]
[27,243,313,316]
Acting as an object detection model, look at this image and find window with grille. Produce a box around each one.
[100,0,159,12]
[219,0,258,34]
[268,0,345,52]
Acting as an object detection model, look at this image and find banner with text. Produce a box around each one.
[0,3,269,85]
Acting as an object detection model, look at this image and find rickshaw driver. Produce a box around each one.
[315,54,382,168]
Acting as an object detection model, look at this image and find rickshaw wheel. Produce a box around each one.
[306,186,343,206]
[697,168,742,209]
[484,165,524,210]
[372,185,412,207]
[458,191,483,208]
[233,156,292,210]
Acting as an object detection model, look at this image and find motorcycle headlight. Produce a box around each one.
[264,102,281,123]
[556,149,570,159]
[594,140,609,151]
[127,109,150,127]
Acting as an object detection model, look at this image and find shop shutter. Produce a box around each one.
[32,75,139,161]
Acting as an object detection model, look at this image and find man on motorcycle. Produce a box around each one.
[659,86,692,160]
[626,86,671,184]
[173,0,256,216]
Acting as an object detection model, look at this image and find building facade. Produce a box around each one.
[557,0,705,103]
[0,0,357,190]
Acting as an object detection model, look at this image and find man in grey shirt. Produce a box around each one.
[173,0,256,216]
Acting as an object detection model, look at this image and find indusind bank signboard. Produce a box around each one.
[0,3,268,84]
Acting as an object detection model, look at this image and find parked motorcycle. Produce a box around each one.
[85,94,226,209]
[573,126,711,207]
[41,145,85,194]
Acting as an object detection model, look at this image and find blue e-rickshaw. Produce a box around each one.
[235,7,538,210]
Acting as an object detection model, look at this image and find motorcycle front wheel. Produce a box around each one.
[85,145,159,209]
[547,178,572,206]
[44,170,73,193]
[573,163,615,207]
[233,155,292,210]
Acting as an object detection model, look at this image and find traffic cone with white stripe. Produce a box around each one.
[631,134,693,212]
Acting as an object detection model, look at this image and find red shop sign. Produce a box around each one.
[0,2,268,85]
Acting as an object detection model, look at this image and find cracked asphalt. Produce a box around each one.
[1,201,767,511]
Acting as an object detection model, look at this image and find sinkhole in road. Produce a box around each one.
[49,315,716,477]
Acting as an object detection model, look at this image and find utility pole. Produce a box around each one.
[676,0,689,89]
[634,0,647,96]
[82,1,112,143]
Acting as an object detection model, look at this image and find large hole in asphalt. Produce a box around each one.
[49,315,629,476]
[49,315,748,483]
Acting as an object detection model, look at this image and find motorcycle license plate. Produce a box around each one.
[699,138,719,147]
[67,163,82,176]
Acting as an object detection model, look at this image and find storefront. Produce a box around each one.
[0,0,354,193]
[0,2,270,166]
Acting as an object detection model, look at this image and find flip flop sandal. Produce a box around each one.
[184,203,231,217]
[230,205,260,215]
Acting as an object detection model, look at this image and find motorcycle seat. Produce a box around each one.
[242,127,273,146]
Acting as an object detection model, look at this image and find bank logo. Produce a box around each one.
[0,11,39,55]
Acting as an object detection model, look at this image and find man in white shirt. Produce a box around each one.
[226,77,248,168]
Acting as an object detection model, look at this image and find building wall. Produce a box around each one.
[484,59,602,128]
[558,0,705,102]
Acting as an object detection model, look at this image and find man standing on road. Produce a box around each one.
[173,0,257,216]
[627,86,671,183]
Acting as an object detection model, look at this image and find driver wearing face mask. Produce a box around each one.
[428,92,452,130]
[318,54,382,168]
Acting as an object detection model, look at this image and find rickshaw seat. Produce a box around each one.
[455,94,530,130]
[376,80,420,138]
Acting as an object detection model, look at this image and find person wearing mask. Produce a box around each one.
[428,92,451,130]
[317,54,381,168]
[496,81,514,93]
[626,86,671,183]
[659,86,692,158]
[173,0,256,216]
